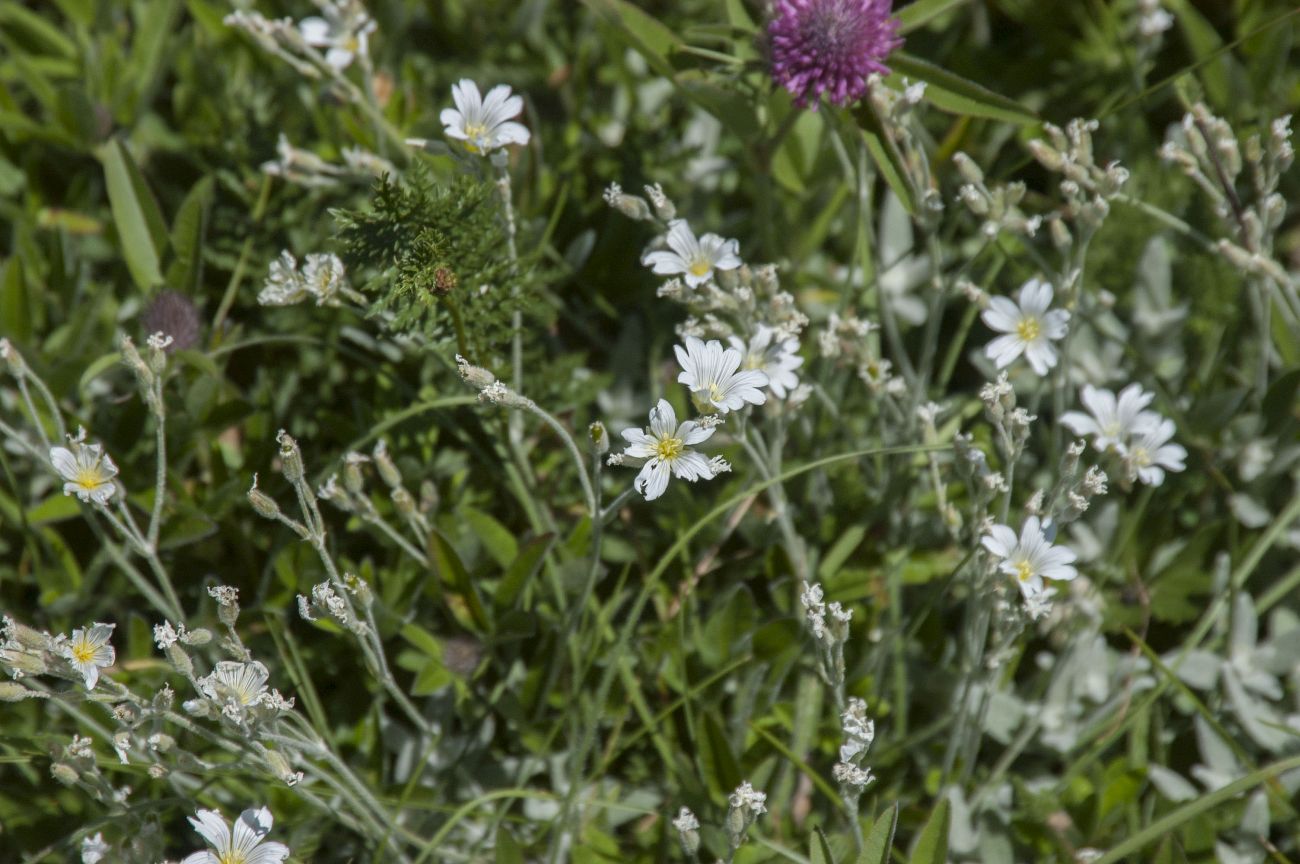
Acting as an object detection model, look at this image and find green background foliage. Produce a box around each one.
[1,0,1299,862]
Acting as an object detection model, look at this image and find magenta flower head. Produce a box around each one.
[767,0,903,109]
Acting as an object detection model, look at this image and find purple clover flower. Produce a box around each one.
[767,0,903,109]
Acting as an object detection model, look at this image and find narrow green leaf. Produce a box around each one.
[99,138,165,291]
[860,803,899,864]
[910,797,950,864]
[0,257,31,343]
[811,827,837,864]
[697,714,742,798]
[0,4,77,59]
[895,0,970,34]
[400,623,443,659]
[819,525,867,580]
[864,129,916,217]
[890,53,1037,124]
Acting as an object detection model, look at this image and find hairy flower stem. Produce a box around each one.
[147,386,167,549]
[493,161,525,450]
[100,504,184,621]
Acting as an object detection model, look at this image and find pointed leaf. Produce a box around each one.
[895,0,970,34]
[99,138,166,291]
[890,53,1036,124]
[811,827,837,864]
[494,533,554,610]
[910,797,950,864]
[860,803,899,864]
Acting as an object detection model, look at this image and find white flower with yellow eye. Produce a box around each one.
[180,807,290,864]
[982,516,1078,600]
[675,336,768,413]
[729,326,803,399]
[642,220,742,288]
[619,400,722,501]
[441,80,530,155]
[982,278,1069,375]
[50,434,118,505]
[60,623,115,689]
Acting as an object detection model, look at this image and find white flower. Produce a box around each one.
[60,623,115,689]
[728,326,803,399]
[729,781,767,814]
[981,278,1070,375]
[181,807,290,864]
[1061,383,1161,453]
[1125,417,1187,487]
[982,516,1078,600]
[440,80,530,155]
[259,251,347,306]
[298,1,375,71]
[50,439,118,505]
[675,336,768,413]
[642,219,741,288]
[198,661,270,717]
[672,807,700,832]
[81,832,109,864]
[619,400,720,501]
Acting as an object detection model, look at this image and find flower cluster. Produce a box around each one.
[834,698,876,792]
[1062,384,1186,487]
[258,251,351,307]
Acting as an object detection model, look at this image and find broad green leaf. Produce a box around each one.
[890,53,1036,124]
[463,505,518,568]
[495,827,524,864]
[167,175,213,293]
[895,0,970,34]
[430,531,490,631]
[400,623,443,659]
[811,827,837,864]
[99,138,166,291]
[910,796,950,864]
[494,533,554,610]
[860,803,899,864]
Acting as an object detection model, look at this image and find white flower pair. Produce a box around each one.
[1062,384,1187,486]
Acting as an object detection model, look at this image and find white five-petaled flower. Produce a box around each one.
[50,437,118,505]
[198,661,270,715]
[642,219,742,288]
[982,516,1078,600]
[298,0,375,70]
[620,399,720,501]
[981,278,1070,375]
[61,623,115,689]
[181,807,290,864]
[1125,417,1187,487]
[675,336,768,413]
[728,326,804,399]
[440,80,530,155]
[1061,383,1160,453]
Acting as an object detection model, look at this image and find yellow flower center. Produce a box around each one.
[219,852,248,864]
[1015,316,1041,342]
[653,436,684,461]
[462,123,488,153]
[707,382,725,403]
[1131,447,1150,467]
[1014,560,1034,582]
[71,642,96,664]
[73,466,105,491]
[688,259,712,278]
